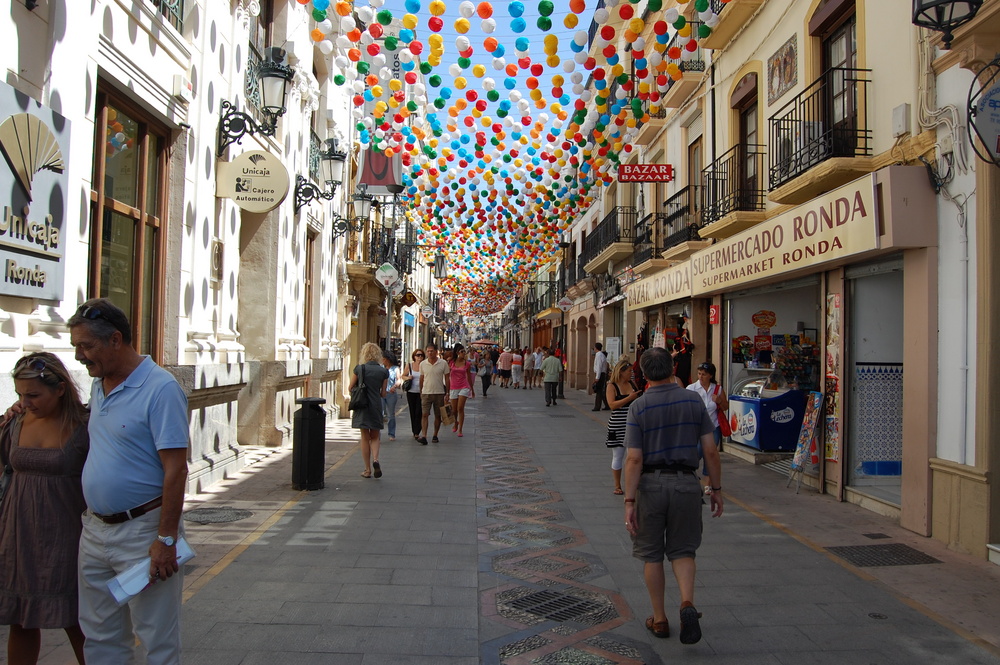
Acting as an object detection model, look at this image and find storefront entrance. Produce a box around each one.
[846,261,904,505]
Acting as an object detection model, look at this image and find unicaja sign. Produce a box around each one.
[216,150,290,213]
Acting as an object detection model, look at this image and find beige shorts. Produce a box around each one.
[421,393,446,415]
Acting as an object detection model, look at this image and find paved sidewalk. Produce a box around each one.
[7,384,1000,664]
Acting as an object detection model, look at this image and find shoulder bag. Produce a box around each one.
[349,365,369,411]
[714,384,732,437]
[0,418,14,506]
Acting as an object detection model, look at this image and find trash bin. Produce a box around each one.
[292,397,327,490]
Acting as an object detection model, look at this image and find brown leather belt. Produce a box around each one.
[92,496,162,524]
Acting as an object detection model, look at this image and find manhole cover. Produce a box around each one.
[508,590,603,622]
[183,507,254,524]
[826,543,941,567]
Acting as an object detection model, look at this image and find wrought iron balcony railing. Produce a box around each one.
[308,130,323,184]
[633,212,669,265]
[701,144,767,225]
[580,206,639,266]
[151,0,184,31]
[768,67,872,189]
[565,253,579,287]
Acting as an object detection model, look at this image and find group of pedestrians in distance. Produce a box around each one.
[0,298,190,664]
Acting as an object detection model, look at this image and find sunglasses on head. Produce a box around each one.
[15,356,49,378]
[698,363,713,371]
[78,304,107,321]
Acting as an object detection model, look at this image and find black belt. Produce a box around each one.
[642,464,697,475]
[92,496,162,524]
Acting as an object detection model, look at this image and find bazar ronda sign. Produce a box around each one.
[691,176,877,295]
[216,150,289,213]
[626,175,879,309]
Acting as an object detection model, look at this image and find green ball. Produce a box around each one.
[497,108,508,117]
[539,0,554,15]
[357,61,370,74]
[406,100,418,111]
[384,36,398,50]
[312,8,327,21]
[487,90,500,101]
[699,24,712,38]
[420,61,433,74]
[536,16,552,30]
[617,73,629,84]
[695,0,709,10]
[429,74,442,87]
[334,74,346,86]
[458,57,472,68]
[377,9,393,25]
[647,0,661,10]
[673,16,686,30]
[356,122,366,131]
[434,97,446,108]
[491,137,500,145]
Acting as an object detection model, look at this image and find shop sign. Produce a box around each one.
[617,163,674,182]
[0,83,70,300]
[708,304,720,325]
[690,175,877,295]
[216,150,289,213]
[403,311,415,327]
[751,310,776,328]
[625,261,692,311]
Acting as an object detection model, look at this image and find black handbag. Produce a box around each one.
[0,419,13,506]
[349,365,369,411]
[401,378,413,392]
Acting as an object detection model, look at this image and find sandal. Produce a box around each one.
[373,461,382,479]
[360,470,372,478]
[613,488,624,495]
[645,616,670,639]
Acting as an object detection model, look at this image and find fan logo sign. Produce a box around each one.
[0,82,70,300]
[216,150,289,213]
[617,164,674,182]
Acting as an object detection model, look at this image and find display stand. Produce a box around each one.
[787,391,823,493]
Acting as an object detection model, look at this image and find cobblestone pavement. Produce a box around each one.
[6,384,1000,664]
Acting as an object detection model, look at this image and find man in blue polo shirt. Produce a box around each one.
[623,346,722,645]
[69,299,189,665]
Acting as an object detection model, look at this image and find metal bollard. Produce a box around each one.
[292,397,327,490]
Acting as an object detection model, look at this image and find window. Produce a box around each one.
[246,1,274,117]
[149,0,184,31]
[303,229,317,351]
[90,87,169,359]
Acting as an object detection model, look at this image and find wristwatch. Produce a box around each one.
[157,534,176,547]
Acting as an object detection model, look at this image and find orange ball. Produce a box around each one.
[335,1,352,15]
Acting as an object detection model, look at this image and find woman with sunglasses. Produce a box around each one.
[400,349,425,440]
[605,356,642,495]
[0,353,89,664]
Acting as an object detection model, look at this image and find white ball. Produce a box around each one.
[459,0,475,18]
[319,40,334,55]
[482,18,496,33]
[317,19,334,34]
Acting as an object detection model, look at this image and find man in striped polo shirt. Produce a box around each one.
[623,347,723,645]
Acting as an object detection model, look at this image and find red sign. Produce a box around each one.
[754,335,773,351]
[751,309,777,328]
[617,164,674,182]
[708,305,720,325]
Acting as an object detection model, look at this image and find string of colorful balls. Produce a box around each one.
[297,0,726,314]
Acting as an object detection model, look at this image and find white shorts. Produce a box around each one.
[449,388,472,399]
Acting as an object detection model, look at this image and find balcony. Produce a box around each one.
[634,105,668,146]
[632,212,672,274]
[582,206,639,275]
[660,185,712,261]
[768,67,873,205]
[700,0,765,51]
[700,144,767,239]
[661,24,708,109]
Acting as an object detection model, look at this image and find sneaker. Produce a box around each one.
[679,605,702,644]
[645,616,669,639]
[417,437,428,445]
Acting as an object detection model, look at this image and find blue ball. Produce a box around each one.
[511,17,526,32]
[515,37,530,52]
[509,1,525,17]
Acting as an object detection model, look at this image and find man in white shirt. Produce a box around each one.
[417,343,450,444]
[592,342,610,411]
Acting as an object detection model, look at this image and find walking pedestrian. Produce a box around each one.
[539,347,562,406]
[605,357,642,496]
[350,343,389,479]
[448,346,475,437]
[478,354,493,398]
[522,348,535,389]
[381,351,400,441]
[0,353,89,665]
[68,298,190,664]
[417,343,449,444]
[687,362,728,450]
[592,342,610,411]
[533,347,544,388]
[623,347,722,645]
[400,349,424,440]
[497,347,513,388]
[511,348,524,389]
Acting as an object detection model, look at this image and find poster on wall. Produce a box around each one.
[824,293,841,460]
[767,34,798,105]
[791,391,823,474]
[0,82,70,300]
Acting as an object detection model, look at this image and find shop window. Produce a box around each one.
[90,88,168,359]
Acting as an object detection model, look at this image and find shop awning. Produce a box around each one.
[535,306,563,321]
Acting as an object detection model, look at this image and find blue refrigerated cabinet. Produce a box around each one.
[727,368,806,452]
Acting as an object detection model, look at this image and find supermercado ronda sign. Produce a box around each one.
[626,175,878,308]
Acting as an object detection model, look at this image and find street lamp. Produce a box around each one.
[217,47,294,155]
[912,0,983,49]
[332,183,375,238]
[294,139,348,213]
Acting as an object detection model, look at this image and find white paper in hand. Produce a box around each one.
[106,537,196,606]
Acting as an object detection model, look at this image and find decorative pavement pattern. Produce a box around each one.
[477,401,661,665]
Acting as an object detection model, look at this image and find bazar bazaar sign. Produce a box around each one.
[617,164,674,182]
[691,176,877,295]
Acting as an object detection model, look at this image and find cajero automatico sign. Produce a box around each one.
[216,150,289,213]
[0,82,70,300]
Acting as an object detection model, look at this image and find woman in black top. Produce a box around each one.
[604,357,643,495]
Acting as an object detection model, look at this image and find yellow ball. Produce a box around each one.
[551,74,564,86]
[389,79,403,91]
[529,88,542,101]
[678,24,691,38]
[428,54,442,66]
[429,0,446,15]
[481,117,492,127]
[429,34,444,48]
[403,13,418,29]
[611,63,624,78]
[371,85,384,98]
[630,17,645,34]
[455,76,467,89]
[473,64,486,77]
[564,14,578,28]
[546,55,560,68]
[455,17,471,33]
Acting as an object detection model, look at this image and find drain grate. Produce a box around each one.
[508,590,603,622]
[862,532,891,540]
[183,507,254,524]
[826,543,941,567]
